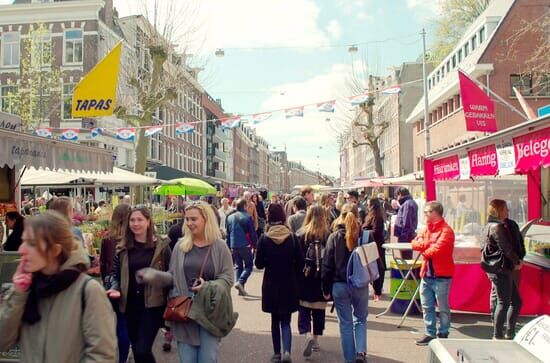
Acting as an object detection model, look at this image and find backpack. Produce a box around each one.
[346,230,380,289]
[303,239,325,279]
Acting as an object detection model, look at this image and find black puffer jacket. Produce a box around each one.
[481,216,521,273]
[321,225,352,295]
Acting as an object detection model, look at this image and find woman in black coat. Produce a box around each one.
[3,211,24,251]
[255,203,304,363]
[363,198,386,301]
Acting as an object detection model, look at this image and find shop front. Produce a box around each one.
[424,114,550,315]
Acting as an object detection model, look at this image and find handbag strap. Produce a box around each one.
[198,245,213,280]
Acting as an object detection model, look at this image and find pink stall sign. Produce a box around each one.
[468,144,498,176]
[433,155,460,181]
[513,126,550,173]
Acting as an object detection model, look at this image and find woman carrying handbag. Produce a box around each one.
[138,202,235,363]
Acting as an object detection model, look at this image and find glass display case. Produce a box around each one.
[522,220,550,268]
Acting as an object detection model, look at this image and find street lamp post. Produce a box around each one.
[421,28,431,156]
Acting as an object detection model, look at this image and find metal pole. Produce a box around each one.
[421,28,430,156]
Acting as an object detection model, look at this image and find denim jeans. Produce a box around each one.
[271,313,292,355]
[420,277,452,337]
[177,326,221,363]
[233,247,253,286]
[298,306,326,336]
[332,282,368,362]
[115,310,130,363]
[487,271,522,338]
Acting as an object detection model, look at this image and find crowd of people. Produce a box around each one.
[0,185,528,362]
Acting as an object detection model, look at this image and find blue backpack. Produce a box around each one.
[346,230,380,289]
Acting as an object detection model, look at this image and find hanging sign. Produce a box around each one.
[432,155,460,181]
[513,126,550,173]
[497,146,516,175]
[468,144,498,176]
[459,157,470,180]
[458,70,497,132]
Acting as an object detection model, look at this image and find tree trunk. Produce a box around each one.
[370,141,384,177]
[133,125,149,204]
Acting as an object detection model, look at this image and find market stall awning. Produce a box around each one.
[21,167,159,186]
[1,128,113,173]
[371,172,424,186]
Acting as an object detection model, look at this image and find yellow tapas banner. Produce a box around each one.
[72,42,122,118]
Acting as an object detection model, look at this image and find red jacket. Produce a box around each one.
[412,219,455,278]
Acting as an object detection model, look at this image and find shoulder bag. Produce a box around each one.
[163,245,212,322]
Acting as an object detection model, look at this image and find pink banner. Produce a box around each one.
[513,126,550,173]
[468,144,498,176]
[458,70,497,132]
[433,155,460,181]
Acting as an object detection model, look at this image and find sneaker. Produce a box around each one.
[355,352,367,363]
[234,283,247,296]
[281,352,292,363]
[312,342,321,352]
[271,353,281,362]
[415,335,435,346]
[303,334,315,357]
[437,333,449,339]
[374,295,381,302]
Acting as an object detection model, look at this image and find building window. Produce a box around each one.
[1,86,17,113]
[452,54,457,68]
[64,29,83,64]
[428,78,431,90]
[449,98,454,113]
[538,74,550,96]
[464,43,470,57]
[436,70,440,83]
[479,27,486,43]
[31,88,50,122]
[458,49,463,63]
[441,66,445,78]
[31,29,51,69]
[472,34,477,50]
[62,83,77,120]
[2,32,20,67]
[510,74,532,96]
[446,61,450,73]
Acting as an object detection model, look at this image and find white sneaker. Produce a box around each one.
[303,334,315,357]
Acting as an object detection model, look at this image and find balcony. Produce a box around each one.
[214,170,227,180]
[213,147,226,162]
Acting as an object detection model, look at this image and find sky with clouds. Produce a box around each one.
[0,0,440,177]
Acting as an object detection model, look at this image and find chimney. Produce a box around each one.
[215,98,222,107]
[101,0,114,29]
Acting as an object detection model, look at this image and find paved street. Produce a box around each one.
[148,266,519,363]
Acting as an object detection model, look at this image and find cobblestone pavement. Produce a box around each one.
[139,267,519,363]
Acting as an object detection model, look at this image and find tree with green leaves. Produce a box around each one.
[430,0,492,63]
[7,23,63,131]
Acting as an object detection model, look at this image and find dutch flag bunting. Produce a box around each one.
[35,127,53,138]
[144,125,163,137]
[175,122,194,135]
[317,100,336,112]
[116,128,136,141]
[60,128,80,141]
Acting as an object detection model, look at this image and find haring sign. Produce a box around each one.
[468,144,498,176]
[458,70,498,132]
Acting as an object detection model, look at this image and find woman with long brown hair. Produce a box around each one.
[296,205,330,358]
[107,206,171,363]
[481,199,523,339]
[322,203,368,363]
[0,211,116,362]
[100,203,131,363]
[363,197,386,301]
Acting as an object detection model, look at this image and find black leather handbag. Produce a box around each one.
[480,224,505,274]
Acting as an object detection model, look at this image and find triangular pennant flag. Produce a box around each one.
[251,112,272,125]
[59,128,80,141]
[285,107,304,118]
[175,122,194,135]
[381,86,401,95]
[144,125,163,137]
[349,93,371,106]
[458,70,497,132]
[35,127,52,138]
[116,127,135,141]
[221,116,241,129]
[317,100,336,112]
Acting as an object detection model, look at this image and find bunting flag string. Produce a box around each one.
[30,80,420,140]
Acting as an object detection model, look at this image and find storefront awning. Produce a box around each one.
[0,128,113,173]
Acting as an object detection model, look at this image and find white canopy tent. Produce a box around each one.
[21,167,161,186]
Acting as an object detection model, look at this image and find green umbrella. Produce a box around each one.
[154,177,216,196]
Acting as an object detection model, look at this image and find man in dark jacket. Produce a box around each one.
[394,187,418,259]
[287,197,307,233]
[226,199,258,296]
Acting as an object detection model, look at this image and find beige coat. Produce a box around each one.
[0,250,116,363]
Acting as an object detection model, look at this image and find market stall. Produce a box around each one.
[423,114,550,315]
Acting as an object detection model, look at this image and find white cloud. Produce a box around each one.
[325,20,342,40]
[335,0,372,21]
[250,62,363,176]
[356,11,375,23]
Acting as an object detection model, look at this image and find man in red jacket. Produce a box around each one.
[412,201,455,346]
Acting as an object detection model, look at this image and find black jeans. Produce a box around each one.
[487,271,522,338]
[271,313,292,355]
[125,305,165,363]
[298,306,325,336]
